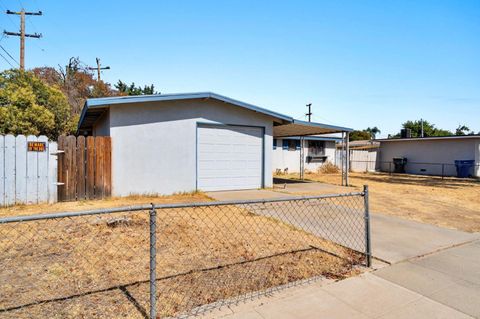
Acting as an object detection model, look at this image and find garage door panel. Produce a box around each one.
[197,125,263,191]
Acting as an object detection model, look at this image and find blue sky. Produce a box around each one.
[0,0,479,137]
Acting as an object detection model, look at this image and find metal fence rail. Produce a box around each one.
[0,188,370,318]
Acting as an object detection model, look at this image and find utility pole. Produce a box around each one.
[306,103,312,122]
[4,9,42,71]
[420,118,424,138]
[87,58,110,81]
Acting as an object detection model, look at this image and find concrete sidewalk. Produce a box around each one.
[203,240,480,319]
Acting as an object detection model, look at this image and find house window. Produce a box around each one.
[283,139,301,151]
[308,140,325,157]
[273,139,277,150]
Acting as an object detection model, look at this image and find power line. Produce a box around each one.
[0,51,15,68]
[0,44,20,65]
[0,2,18,28]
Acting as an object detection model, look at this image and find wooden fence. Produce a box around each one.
[57,135,111,201]
[0,135,57,206]
[335,149,380,172]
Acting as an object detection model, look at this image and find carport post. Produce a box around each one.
[363,185,372,267]
[341,132,345,186]
[149,204,157,319]
[300,137,305,180]
[346,132,350,186]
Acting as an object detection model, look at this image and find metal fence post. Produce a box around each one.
[441,164,445,179]
[363,185,372,267]
[149,204,157,319]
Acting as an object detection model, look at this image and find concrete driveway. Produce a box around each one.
[207,186,479,264]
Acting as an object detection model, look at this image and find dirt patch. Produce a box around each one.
[0,200,364,318]
[279,172,480,232]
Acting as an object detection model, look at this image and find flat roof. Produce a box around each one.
[78,92,353,135]
[281,136,342,142]
[376,135,480,142]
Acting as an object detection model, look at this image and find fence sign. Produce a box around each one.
[27,141,46,152]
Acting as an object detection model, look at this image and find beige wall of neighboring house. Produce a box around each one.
[378,136,480,177]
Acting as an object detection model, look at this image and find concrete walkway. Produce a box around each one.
[205,186,480,318]
[207,188,479,264]
[203,240,480,319]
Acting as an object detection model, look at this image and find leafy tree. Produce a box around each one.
[392,120,452,138]
[0,69,74,139]
[115,80,158,95]
[455,125,473,136]
[366,126,381,139]
[349,130,371,141]
[32,57,116,116]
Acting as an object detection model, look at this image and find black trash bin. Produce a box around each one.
[393,157,407,173]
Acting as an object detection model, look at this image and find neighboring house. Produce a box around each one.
[273,136,340,173]
[377,135,480,177]
[78,92,352,196]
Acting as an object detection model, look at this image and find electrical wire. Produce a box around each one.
[0,44,19,66]
[0,51,15,68]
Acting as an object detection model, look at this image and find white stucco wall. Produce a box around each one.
[272,139,336,173]
[379,138,479,177]
[103,99,274,196]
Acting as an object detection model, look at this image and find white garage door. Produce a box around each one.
[197,124,263,191]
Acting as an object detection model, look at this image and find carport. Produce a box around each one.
[273,119,353,186]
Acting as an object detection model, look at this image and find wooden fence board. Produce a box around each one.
[48,141,57,203]
[104,137,112,197]
[66,136,77,201]
[15,135,27,204]
[95,137,105,199]
[37,135,49,203]
[0,136,4,206]
[86,136,95,200]
[26,135,38,204]
[57,136,66,201]
[76,136,86,200]
[4,135,16,206]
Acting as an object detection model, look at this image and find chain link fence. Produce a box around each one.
[350,160,480,179]
[0,188,371,318]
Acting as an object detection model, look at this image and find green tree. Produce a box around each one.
[394,120,453,138]
[115,80,158,95]
[455,125,473,136]
[0,69,74,139]
[349,130,371,141]
[366,126,381,139]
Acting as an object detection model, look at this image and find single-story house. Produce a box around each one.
[377,135,480,177]
[273,136,340,173]
[77,92,353,196]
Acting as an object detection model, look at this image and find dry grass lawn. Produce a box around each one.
[0,192,211,218]
[0,194,363,318]
[279,172,480,233]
